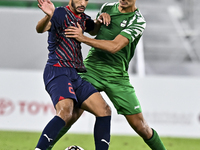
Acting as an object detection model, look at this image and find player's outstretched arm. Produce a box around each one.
[36,0,55,33]
[80,34,129,54]
[65,23,129,54]
[89,13,111,36]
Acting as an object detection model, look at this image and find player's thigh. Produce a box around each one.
[81,92,111,117]
[46,75,77,107]
[106,80,142,115]
[78,72,111,116]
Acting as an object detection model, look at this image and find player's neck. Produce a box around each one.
[68,5,81,17]
[118,5,137,13]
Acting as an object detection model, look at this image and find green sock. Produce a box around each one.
[47,126,71,150]
[144,128,166,150]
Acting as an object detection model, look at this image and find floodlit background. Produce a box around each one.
[0,0,200,138]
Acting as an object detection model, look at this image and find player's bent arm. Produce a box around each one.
[82,34,129,54]
[36,15,52,33]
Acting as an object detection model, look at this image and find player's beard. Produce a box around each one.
[71,0,85,14]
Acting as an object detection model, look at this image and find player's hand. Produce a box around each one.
[97,12,111,26]
[37,0,55,17]
[65,23,84,42]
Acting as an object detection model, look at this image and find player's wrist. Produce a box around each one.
[46,12,54,18]
[95,18,102,25]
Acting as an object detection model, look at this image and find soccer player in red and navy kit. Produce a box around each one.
[35,0,111,150]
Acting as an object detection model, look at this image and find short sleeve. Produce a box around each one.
[49,7,64,31]
[120,13,146,43]
[85,18,95,32]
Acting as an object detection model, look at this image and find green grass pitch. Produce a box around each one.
[0,130,200,150]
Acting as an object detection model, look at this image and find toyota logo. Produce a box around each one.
[0,98,15,116]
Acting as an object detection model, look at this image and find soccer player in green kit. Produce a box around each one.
[65,0,167,149]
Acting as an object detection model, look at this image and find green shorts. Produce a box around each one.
[80,70,142,115]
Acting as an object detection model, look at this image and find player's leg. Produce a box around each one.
[125,113,152,139]
[35,73,78,150]
[125,113,166,150]
[48,72,111,150]
[47,108,84,150]
[35,99,74,150]
[105,77,166,150]
[81,92,111,150]
[79,71,111,150]
[47,126,70,150]
[47,68,106,150]
[81,92,111,116]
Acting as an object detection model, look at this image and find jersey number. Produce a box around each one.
[68,83,75,94]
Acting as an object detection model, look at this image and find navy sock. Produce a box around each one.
[94,116,111,150]
[36,116,65,150]
[47,126,71,150]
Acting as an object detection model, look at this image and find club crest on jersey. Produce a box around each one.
[120,20,127,28]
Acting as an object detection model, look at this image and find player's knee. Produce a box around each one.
[96,103,111,117]
[105,104,111,116]
[56,106,73,123]
[55,99,74,123]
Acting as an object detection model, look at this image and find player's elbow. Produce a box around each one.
[109,44,121,54]
[36,24,47,33]
[36,27,43,33]
[109,49,118,54]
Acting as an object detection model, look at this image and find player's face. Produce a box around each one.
[119,0,136,10]
[71,0,88,15]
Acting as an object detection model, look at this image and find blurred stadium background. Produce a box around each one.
[0,0,200,139]
[0,0,200,76]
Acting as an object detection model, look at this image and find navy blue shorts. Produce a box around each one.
[43,65,98,107]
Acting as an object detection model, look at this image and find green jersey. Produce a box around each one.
[84,2,146,77]
[81,2,146,115]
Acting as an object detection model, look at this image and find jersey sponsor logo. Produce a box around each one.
[120,20,127,28]
[43,134,53,142]
[101,139,110,145]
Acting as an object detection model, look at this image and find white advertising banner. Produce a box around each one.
[0,69,95,133]
[0,69,200,138]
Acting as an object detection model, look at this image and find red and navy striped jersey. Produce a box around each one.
[47,6,94,72]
